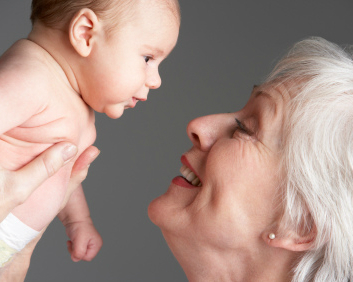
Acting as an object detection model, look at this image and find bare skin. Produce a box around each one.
[0,1,179,279]
[149,85,311,281]
[0,144,100,281]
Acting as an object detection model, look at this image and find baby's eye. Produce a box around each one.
[144,56,151,63]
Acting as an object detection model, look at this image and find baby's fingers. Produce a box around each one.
[82,239,103,262]
[67,240,85,262]
[66,241,75,260]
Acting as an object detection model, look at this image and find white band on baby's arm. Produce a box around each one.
[0,213,40,266]
[0,213,40,251]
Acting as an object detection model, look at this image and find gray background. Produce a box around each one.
[1,1,353,281]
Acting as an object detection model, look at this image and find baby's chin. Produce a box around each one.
[104,105,125,119]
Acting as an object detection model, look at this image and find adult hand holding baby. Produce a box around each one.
[0,142,99,221]
[0,142,100,281]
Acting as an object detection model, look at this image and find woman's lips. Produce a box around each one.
[180,155,202,185]
[171,155,202,189]
[172,176,199,189]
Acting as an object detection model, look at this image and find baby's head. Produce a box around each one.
[30,0,180,119]
[31,0,180,35]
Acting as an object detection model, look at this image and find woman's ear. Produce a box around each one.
[69,8,101,57]
[262,225,317,252]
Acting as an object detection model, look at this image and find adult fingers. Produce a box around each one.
[59,146,100,211]
[11,142,78,204]
[70,146,100,186]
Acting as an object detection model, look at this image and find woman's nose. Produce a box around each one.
[187,114,225,151]
[146,68,162,89]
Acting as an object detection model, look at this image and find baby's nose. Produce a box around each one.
[146,70,161,89]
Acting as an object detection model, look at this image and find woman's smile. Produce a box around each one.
[177,155,202,187]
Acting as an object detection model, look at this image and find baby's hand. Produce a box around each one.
[65,219,103,262]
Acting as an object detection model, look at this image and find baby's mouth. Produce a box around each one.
[180,165,202,187]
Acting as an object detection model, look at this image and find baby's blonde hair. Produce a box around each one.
[31,0,180,35]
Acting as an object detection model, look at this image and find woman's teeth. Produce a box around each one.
[180,165,202,187]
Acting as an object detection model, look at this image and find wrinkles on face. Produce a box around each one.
[149,83,289,262]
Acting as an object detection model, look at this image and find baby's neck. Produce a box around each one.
[27,24,80,94]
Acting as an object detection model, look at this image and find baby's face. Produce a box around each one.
[81,2,180,119]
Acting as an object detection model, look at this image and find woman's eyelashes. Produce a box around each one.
[235,118,252,135]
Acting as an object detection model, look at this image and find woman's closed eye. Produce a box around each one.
[235,118,252,135]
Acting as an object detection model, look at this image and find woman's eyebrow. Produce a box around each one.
[255,90,272,99]
[255,90,278,116]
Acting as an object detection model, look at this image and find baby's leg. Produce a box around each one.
[0,165,72,266]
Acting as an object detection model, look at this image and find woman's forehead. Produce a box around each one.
[255,83,292,101]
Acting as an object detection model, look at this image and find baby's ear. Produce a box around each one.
[262,224,318,252]
[69,8,101,57]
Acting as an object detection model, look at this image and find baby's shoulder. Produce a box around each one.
[0,39,96,144]
[2,39,50,65]
[0,39,54,97]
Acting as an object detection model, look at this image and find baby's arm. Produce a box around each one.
[0,51,62,265]
[58,185,102,262]
[0,54,48,137]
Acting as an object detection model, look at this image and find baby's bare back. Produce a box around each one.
[0,40,96,230]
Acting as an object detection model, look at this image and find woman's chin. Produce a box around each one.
[148,181,199,229]
[148,196,165,226]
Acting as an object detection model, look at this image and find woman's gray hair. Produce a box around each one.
[266,37,353,281]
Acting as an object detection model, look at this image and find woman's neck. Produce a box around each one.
[171,239,296,282]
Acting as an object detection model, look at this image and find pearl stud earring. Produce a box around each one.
[269,233,276,240]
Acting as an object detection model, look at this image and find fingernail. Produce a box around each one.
[88,150,101,167]
[93,150,101,160]
[62,144,78,162]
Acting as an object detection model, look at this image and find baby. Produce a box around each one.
[0,0,180,266]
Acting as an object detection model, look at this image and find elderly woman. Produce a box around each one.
[149,37,353,281]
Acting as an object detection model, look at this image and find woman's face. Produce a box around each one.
[148,84,289,262]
